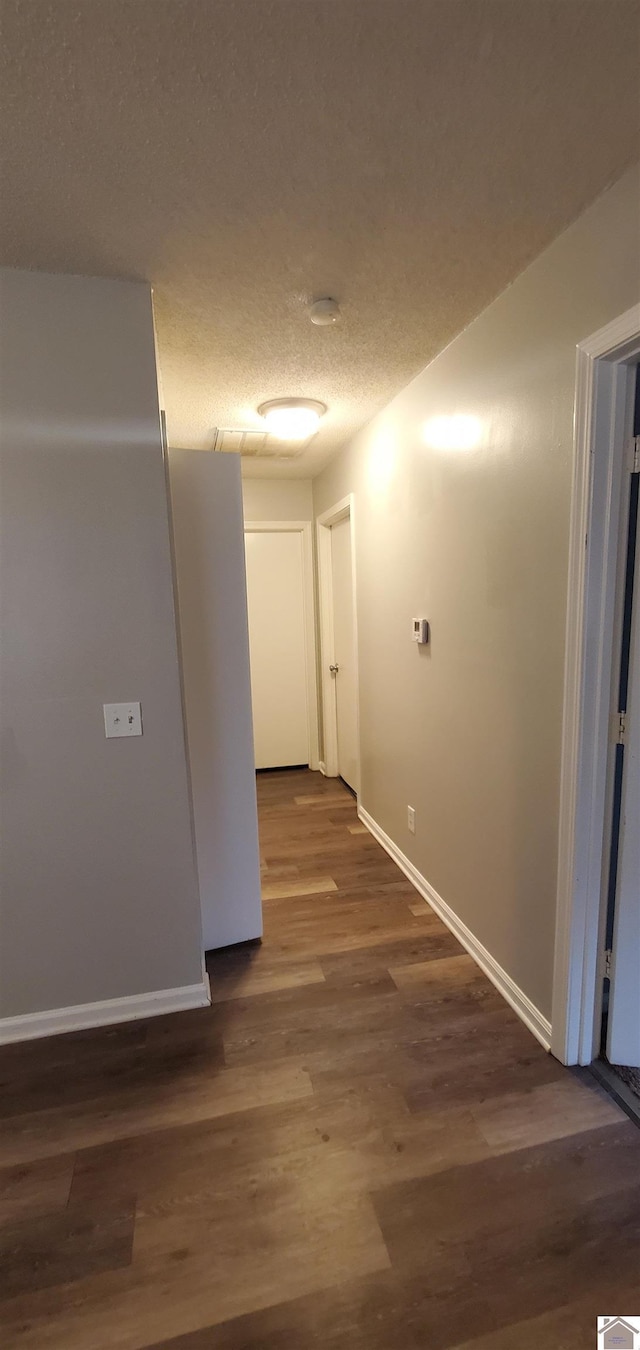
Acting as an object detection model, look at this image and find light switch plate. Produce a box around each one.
[103,702,142,738]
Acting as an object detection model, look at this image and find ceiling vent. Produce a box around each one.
[212,428,312,458]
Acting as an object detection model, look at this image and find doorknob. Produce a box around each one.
[329,663,339,674]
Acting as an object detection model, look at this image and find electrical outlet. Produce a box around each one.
[407,805,416,834]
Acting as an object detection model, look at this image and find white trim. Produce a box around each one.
[316,513,338,777]
[552,303,640,1065]
[0,978,211,1046]
[316,495,361,792]
[359,804,552,1051]
[244,520,320,770]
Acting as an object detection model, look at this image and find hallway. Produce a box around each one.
[1,770,639,1348]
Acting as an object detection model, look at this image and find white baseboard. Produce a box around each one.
[318,760,327,776]
[0,977,211,1046]
[358,805,552,1052]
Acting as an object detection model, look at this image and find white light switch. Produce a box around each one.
[103,702,142,738]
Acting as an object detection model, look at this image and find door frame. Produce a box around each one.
[551,304,640,1066]
[316,494,360,791]
[244,520,320,771]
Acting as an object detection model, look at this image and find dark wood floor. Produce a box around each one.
[1,769,638,1348]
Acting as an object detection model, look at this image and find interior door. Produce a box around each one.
[607,469,640,1066]
[331,516,359,792]
[244,530,309,769]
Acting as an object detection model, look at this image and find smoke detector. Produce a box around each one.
[309,297,341,326]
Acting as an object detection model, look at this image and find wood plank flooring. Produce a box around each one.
[0,768,637,1348]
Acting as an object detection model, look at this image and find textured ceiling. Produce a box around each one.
[1,0,639,478]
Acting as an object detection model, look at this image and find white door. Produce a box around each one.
[331,516,359,792]
[607,500,640,1066]
[244,530,309,769]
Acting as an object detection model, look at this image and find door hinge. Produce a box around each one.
[612,711,627,745]
[604,948,613,979]
[629,436,640,474]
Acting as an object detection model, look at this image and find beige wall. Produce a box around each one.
[0,269,205,1023]
[313,165,640,1022]
[242,476,313,522]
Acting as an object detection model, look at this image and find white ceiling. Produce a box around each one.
[1,0,639,478]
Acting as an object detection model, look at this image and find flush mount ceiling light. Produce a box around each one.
[258,398,327,440]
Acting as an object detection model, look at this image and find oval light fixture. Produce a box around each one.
[258,398,327,441]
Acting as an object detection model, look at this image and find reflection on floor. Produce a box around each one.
[1,768,638,1349]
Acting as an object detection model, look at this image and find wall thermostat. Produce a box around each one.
[412,618,430,645]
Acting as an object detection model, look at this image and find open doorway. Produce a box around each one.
[552,305,640,1122]
[594,360,640,1118]
[316,495,360,796]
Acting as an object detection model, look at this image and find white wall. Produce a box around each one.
[169,451,262,951]
[313,165,640,1027]
[242,476,313,522]
[0,269,206,1031]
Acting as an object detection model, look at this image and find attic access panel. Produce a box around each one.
[212,428,315,459]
